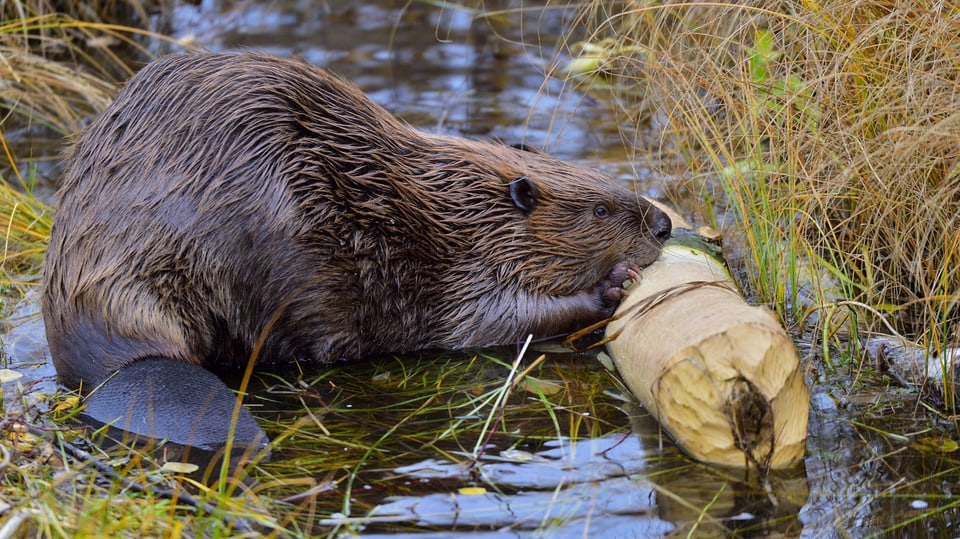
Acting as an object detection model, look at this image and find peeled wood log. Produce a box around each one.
[865,334,960,409]
[605,231,809,469]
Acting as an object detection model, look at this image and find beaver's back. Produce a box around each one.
[43,52,670,391]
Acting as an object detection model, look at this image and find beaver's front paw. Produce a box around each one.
[595,261,642,316]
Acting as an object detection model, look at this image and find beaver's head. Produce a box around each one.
[440,140,671,296]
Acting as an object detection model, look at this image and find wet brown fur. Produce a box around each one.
[42,52,670,389]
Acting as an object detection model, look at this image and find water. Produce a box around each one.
[3,1,959,537]
[170,0,668,195]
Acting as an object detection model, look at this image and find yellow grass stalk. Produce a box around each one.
[563,0,960,356]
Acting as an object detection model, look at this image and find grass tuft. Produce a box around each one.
[0,162,51,312]
[563,1,960,363]
[0,2,180,312]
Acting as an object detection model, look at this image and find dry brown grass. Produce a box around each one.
[0,1,181,313]
[564,1,960,352]
[0,165,50,313]
[0,7,172,133]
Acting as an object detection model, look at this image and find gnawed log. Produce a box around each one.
[605,231,809,469]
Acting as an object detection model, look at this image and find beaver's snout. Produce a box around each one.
[651,208,672,245]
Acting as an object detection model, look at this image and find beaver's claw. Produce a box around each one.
[595,260,641,316]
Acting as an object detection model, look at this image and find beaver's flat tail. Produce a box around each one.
[81,357,268,477]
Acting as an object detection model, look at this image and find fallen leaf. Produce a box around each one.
[0,369,23,384]
[162,462,200,474]
[519,378,562,396]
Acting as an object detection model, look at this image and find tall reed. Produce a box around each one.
[563,1,960,354]
[0,1,174,311]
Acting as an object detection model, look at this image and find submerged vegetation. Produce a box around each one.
[5,349,691,536]
[563,1,960,366]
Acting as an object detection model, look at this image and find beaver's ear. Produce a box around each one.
[511,143,544,154]
[509,176,538,213]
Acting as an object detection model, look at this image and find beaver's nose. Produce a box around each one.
[651,209,672,244]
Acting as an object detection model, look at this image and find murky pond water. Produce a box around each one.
[4,1,960,537]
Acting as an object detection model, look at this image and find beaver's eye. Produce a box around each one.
[593,204,611,219]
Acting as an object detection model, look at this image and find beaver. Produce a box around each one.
[42,52,670,450]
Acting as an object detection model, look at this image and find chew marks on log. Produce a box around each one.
[604,230,809,470]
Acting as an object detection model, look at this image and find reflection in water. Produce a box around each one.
[364,434,667,536]
[171,0,667,194]
[1,291,57,396]
[319,429,808,537]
